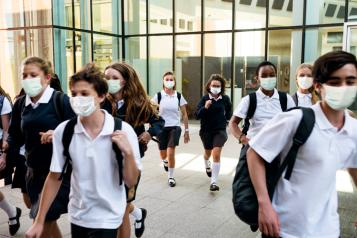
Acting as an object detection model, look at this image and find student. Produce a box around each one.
[247,51,357,238]
[151,71,190,187]
[291,63,319,107]
[25,63,140,238]
[196,74,232,191]
[103,62,164,238]
[229,61,295,146]
[6,56,75,237]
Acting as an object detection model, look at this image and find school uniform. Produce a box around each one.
[50,110,141,233]
[196,94,232,149]
[233,88,295,139]
[0,96,12,139]
[249,102,357,238]
[295,91,313,107]
[151,90,187,150]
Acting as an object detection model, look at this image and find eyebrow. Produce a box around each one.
[329,76,357,80]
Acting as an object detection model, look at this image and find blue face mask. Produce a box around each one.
[260,77,277,91]
[21,77,43,97]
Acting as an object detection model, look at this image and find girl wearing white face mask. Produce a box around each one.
[291,63,319,107]
[6,56,76,238]
[247,51,357,238]
[151,72,190,188]
[196,74,232,191]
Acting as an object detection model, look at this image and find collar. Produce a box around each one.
[256,88,279,100]
[117,99,125,109]
[74,109,114,136]
[313,102,354,135]
[25,86,54,107]
[161,90,176,97]
[297,91,312,98]
[208,93,222,101]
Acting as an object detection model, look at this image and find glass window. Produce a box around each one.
[53,0,73,27]
[204,33,232,100]
[268,29,303,94]
[204,0,232,31]
[93,34,121,70]
[176,0,201,33]
[149,36,173,95]
[125,37,147,89]
[235,0,265,29]
[149,0,172,33]
[25,28,54,61]
[349,0,357,20]
[75,31,92,69]
[92,0,121,34]
[74,0,91,30]
[306,0,345,25]
[269,0,303,27]
[176,34,201,118]
[23,0,52,26]
[234,31,265,108]
[124,0,147,35]
[0,1,25,29]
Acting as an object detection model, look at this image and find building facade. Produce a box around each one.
[1,0,357,117]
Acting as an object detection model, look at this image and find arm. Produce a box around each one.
[247,148,280,238]
[180,105,190,143]
[25,172,62,238]
[1,114,10,149]
[228,116,248,145]
[224,96,233,121]
[195,96,210,119]
[348,168,357,187]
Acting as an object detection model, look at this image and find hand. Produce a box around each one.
[0,155,6,171]
[39,130,54,144]
[240,134,250,145]
[138,131,151,144]
[184,131,190,143]
[25,222,44,238]
[258,201,280,238]
[2,141,8,152]
[112,130,133,157]
[204,100,212,109]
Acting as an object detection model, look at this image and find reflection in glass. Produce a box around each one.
[306,0,345,25]
[176,0,201,33]
[235,0,265,29]
[23,0,52,26]
[54,0,72,27]
[0,1,25,29]
[75,31,92,69]
[149,0,172,33]
[74,0,91,30]
[176,34,201,118]
[25,28,53,61]
[93,34,121,69]
[204,0,232,31]
[125,37,147,88]
[269,0,303,27]
[124,0,147,35]
[93,0,121,34]
[149,36,173,95]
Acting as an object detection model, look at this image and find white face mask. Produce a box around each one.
[210,87,221,95]
[21,77,43,97]
[107,79,121,94]
[297,76,313,90]
[164,80,175,89]
[260,77,277,91]
[323,84,357,110]
[70,96,97,117]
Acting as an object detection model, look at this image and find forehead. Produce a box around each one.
[104,68,123,78]
[297,67,312,74]
[210,79,221,85]
[330,63,357,77]
[70,80,95,91]
[258,65,275,74]
[22,63,42,73]
[164,74,174,80]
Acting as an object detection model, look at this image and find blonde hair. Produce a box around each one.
[296,63,318,104]
[22,56,53,76]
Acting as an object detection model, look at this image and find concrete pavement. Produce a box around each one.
[0,123,356,238]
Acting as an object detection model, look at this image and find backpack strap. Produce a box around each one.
[278,91,288,112]
[59,117,77,181]
[291,92,298,107]
[273,107,315,185]
[177,92,181,109]
[0,95,5,114]
[112,117,124,185]
[53,91,65,121]
[157,92,162,105]
[242,93,257,135]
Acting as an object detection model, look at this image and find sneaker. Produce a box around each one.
[205,161,212,177]
[163,159,168,172]
[9,207,21,236]
[168,177,176,187]
[209,183,219,191]
[134,208,147,238]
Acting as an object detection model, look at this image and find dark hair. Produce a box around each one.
[205,74,226,95]
[22,56,53,76]
[69,63,108,97]
[313,51,357,84]
[162,71,176,90]
[255,61,277,77]
[50,73,63,92]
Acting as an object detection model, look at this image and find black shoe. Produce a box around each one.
[9,207,21,236]
[168,177,176,187]
[134,208,147,238]
[210,183,219,191]
[163,160,168,172]
[205,167,212,177]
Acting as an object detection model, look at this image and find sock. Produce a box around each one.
[131,206,142,221]
[0,198,17,223]
[168,168,174,178]
[211,162,220,184]
[204,159,211,169]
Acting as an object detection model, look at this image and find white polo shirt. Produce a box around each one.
[50,110,141,229]
[0,96,12,139]
[249,102,357,238]
[297,91,313,107]
[233,88,295,138]
[151,90,187,127]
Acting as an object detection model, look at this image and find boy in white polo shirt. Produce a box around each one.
[247,51,357,238]
[26,64,141,238]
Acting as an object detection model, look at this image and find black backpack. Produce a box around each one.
[291,92,298,107]
[59,117,124,185]
[232,107,315,231]
[242,91,287,135]
[157,91,182,109]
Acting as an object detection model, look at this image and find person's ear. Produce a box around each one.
[97,94,106,104]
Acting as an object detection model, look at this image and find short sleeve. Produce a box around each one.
[180,94,187,106]
[249,109,302,163]
[1,97,12,115]
[151,93,158,104]
[121,121,142,171]
[50,121,68,173]
[233,95,250,119]
[286,94,296,110]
